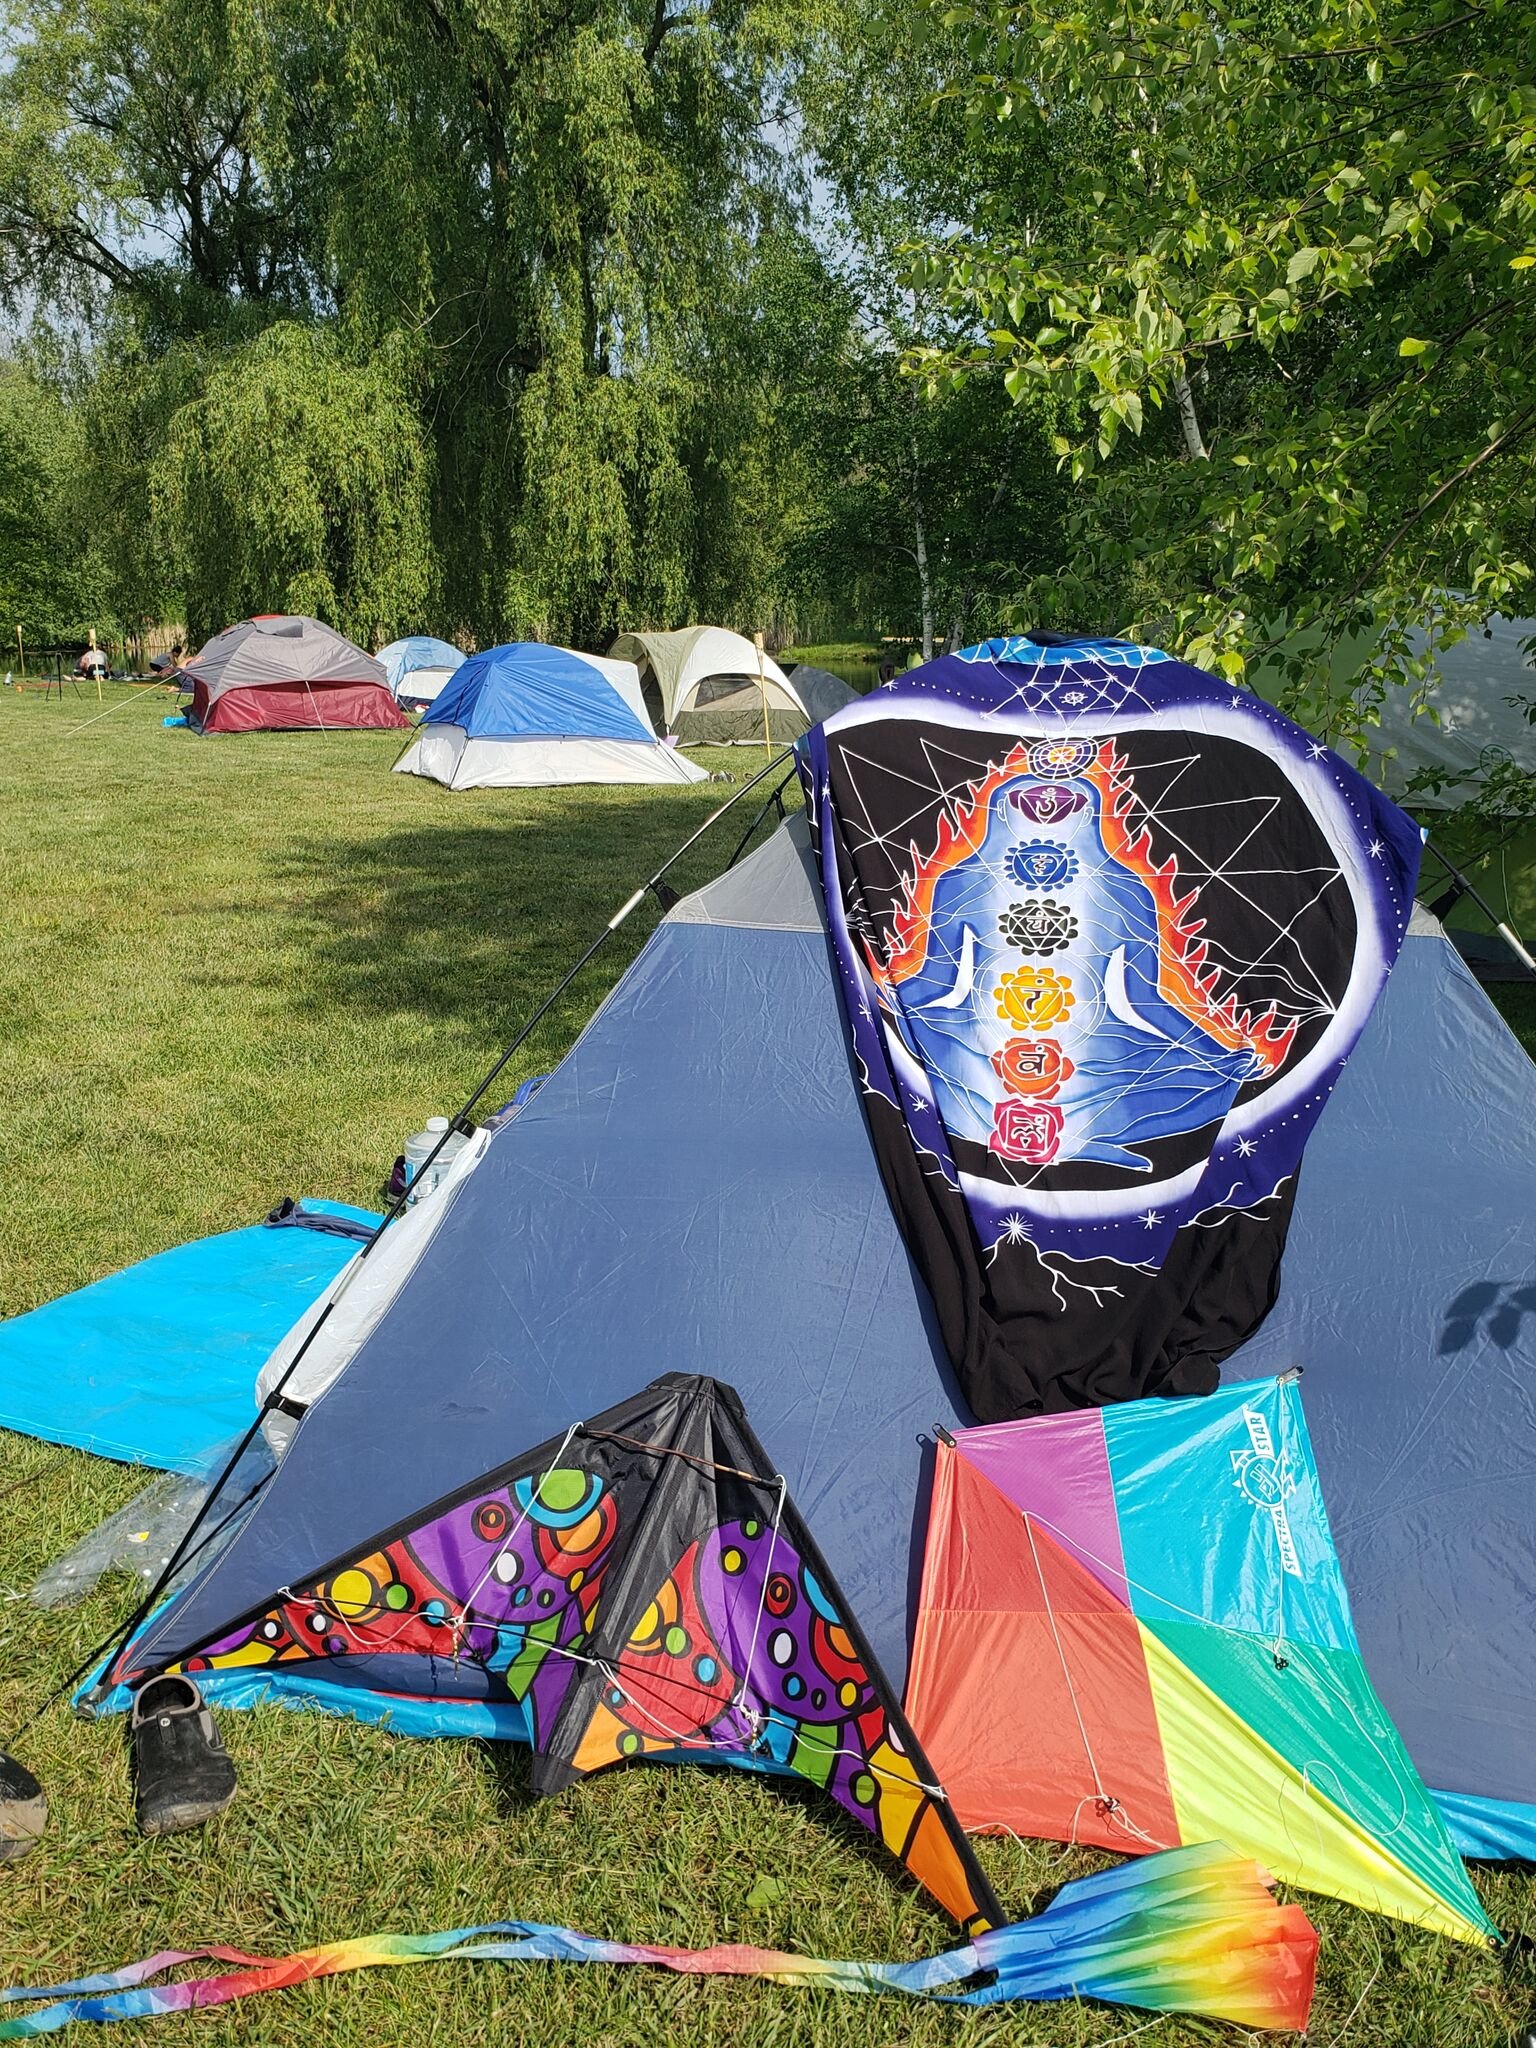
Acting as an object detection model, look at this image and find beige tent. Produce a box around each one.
[609,626,810,744]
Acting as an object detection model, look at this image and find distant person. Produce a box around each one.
[78,637,108,680]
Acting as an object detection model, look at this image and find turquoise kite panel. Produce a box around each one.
[1102,1378,1356,1652]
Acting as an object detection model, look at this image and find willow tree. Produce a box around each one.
[152,325,434,646]
[0,0,842,645]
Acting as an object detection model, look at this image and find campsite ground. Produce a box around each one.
[1,681,1532,2048]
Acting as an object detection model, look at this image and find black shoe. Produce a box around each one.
[0,1751,47,1862]
[130,1676,237,1837]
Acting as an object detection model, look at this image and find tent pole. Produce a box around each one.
[1423,838,1536,974]
[55,742,800,1716]
[754,630,771,755]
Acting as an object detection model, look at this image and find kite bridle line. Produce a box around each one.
[28,746,799,1736]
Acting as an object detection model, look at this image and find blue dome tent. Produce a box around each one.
[393,642,706,788]
[379,636,466,708]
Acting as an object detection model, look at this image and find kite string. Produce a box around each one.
[729,1475,787,1736]
[1021,1514,1163,1852]
[448,1425,582,1657]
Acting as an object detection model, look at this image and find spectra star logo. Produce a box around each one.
[1230,1407,1301,1577]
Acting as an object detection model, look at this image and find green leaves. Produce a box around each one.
[909,0,1536,707]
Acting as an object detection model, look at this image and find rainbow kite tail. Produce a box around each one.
[0,1845,1316,2038]
[963,1841,1318,2031]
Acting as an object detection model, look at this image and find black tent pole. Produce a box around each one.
[1422,837,1536,974]
[54,745,798,1717]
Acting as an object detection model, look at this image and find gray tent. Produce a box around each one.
[787,663,861,724]
[182,616,404,734]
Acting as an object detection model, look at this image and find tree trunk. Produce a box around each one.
[1174,372,1208,461]
[911,420,933,662]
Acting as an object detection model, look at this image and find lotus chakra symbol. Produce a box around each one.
[996,965,1076,1031]
[999,898,1077,955]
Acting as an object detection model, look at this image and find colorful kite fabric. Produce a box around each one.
[110,1374,999,1936]
[798,638,1421,1418]
[905,1375,1496,1945]
[0,1844,1318,2036]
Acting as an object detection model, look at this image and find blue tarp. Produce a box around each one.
[425,644,651,743]
[0,1202,378,1472]
[379,637,465,691]
[119,829,1536,1857]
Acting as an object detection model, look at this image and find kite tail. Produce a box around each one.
[967,1841,1318,2031]
[0,1845,1316,2038]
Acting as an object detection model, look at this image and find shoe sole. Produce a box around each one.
[0,1798,48,1860]
[138,1792,236,1837]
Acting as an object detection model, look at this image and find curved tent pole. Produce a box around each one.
[44,745,800,1722]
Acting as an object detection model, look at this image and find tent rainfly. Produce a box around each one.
[379,637,467,708]
[392,642,707,789]
[180,617,405,734]
[609,626,810,744]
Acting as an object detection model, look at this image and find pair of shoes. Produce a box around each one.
[0,1751,47,1862]
[130,1676,237,1836]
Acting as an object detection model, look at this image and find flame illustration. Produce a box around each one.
[1085,743,1297,1071]
[870,743,1034,989]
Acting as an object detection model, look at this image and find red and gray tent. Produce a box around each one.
[181,616,406,734]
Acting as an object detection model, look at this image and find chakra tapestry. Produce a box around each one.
[121,1373,1002,1937]
[797,638,1421,1417]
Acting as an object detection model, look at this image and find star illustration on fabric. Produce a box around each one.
[998,1213,1031,1245]
[1140,1209,1165,1229]
[1061,689,1087,705]
[1307,742,1327,759]
[1368,838,1384,858]
[1235,1136,1258,1158]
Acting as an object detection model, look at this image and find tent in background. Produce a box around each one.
[1248,613,1536,808]
[609,626,809,744]
[393,642,706,789]
[787,663,861,723]
[181,617,405,733]
[380,637,466,709]
[95,813,1536,1862]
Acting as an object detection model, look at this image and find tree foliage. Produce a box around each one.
[911,0,1536,728]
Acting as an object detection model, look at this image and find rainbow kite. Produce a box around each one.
[906,1375,1496,1945]
[0,1844,1316,2036]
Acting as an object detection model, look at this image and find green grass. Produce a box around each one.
[0,683,1533,2046]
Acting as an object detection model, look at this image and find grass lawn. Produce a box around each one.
[0,682,1532,2047]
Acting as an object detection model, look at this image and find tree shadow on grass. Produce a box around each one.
[273,780,796,1052]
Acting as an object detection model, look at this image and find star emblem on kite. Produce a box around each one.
[1236,1136,1258,1158]
[1307,742,1327,759]
[998,1213,1031,1245]
[1140,1209,1165,1229]
[1368,838,1384,858]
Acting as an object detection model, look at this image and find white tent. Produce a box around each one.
[379,637,467,708]
[609,626,809,743]
[1251,613,1536,808]
[1351,616,1536,807]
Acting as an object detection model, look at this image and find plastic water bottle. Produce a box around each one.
[403,1117,468,1203]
